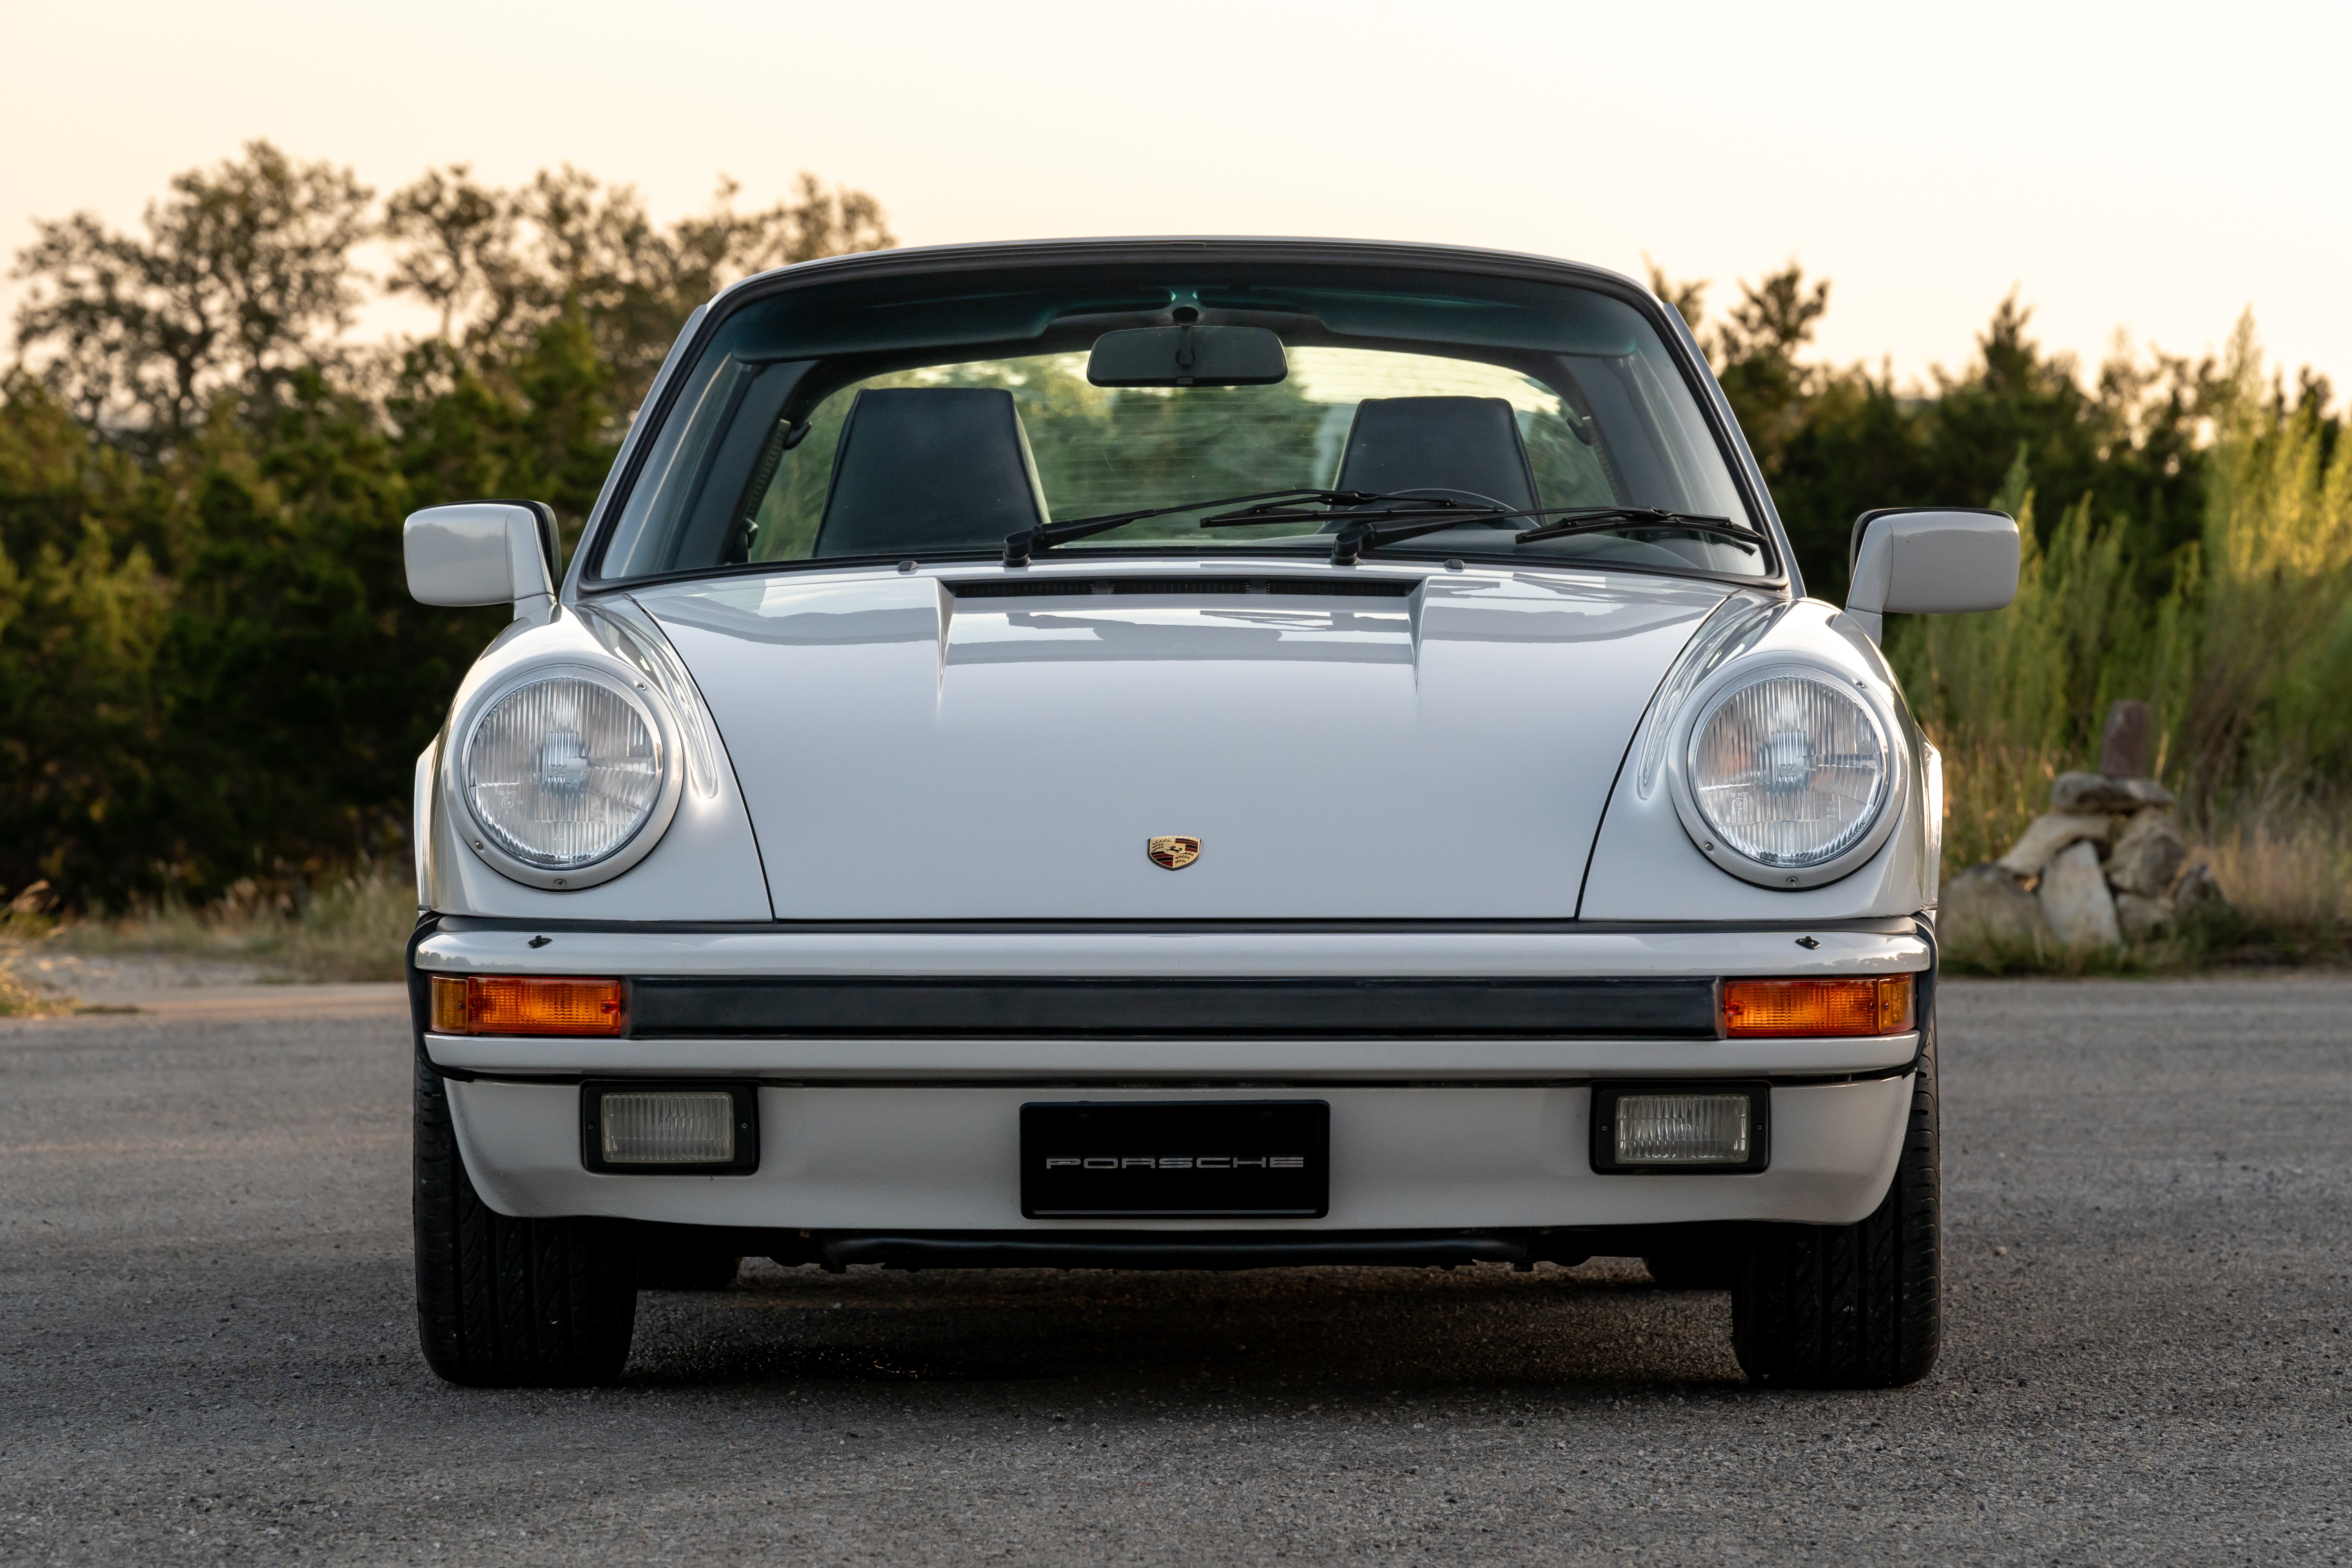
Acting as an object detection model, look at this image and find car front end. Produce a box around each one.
[401,239,2009,1387]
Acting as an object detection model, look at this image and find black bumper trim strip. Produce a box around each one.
[625,975,1720,1040]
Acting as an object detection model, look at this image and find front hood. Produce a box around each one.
[635,565,1729,918]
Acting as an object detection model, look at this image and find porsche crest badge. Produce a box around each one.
[1148,836,1201,870]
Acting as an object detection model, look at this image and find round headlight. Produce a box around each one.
[1686,671,1891,871]
[462,673,665,870]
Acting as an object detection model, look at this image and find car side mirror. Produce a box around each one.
[1844,507,2020,644]
[404,501,559,611]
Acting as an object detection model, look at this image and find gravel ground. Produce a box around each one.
[2,976,2347,1565]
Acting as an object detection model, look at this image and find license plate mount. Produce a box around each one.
[1020,1100,1330,1219]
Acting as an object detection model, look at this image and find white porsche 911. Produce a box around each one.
[402,239,2018,1388]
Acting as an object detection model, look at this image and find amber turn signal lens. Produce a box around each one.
[1721,974,1914,1037]
[428,975,627,1036]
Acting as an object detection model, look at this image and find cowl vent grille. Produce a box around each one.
[949,576,1418,600]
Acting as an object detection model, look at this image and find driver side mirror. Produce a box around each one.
[404,501,559,611]
[1844,507,2020,644]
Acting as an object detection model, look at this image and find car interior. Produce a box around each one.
[811,387,1552,559]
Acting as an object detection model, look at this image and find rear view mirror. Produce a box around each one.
[1844,507,2020,644]
[405,501,559,610]
[1087,325,1288,388]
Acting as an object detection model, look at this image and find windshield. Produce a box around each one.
[594,259,1769,582]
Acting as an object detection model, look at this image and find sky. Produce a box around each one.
[3,0,2347,397]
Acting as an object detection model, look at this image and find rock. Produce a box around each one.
[2040,840,2122,949]
[2050,771,2175,814]
[2172,862,2229,916]
[2114,892,2175,942]
[2106,808,2190,897]
[1996,813,2113,877]
[2097,700,2153,779]
[1941,864,2053,949]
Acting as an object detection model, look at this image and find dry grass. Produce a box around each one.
[49,866,417,983]
[2170,802,2352,967]
[0,885,80,1014]
[0,962,76,1017]
[2200,810,2351,930]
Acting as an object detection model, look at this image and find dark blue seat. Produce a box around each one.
[814,386,1051,557]
[1334,395,1541,513]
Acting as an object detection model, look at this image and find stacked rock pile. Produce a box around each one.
[1941,701,2227,952]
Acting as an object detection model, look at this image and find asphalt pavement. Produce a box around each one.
[2,975,2347,1565]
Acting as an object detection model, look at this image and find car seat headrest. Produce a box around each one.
[1333,396,1541,514]
[815,387,1051,557]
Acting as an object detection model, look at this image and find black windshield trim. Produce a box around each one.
[574,239,1790,597]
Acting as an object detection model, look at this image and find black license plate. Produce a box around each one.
[1020,1100,1330,1218]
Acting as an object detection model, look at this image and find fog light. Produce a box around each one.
[1617,1093,1750,1162]
[601,1091,733,1163]
[1591,1082,1769,1173]
[580,1082,759,1174]
[430,974,627,1036]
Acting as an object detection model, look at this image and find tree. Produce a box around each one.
[384,165,895,408]
[11,142,371,450]
[0,378,174,899]
[380,164,897,554]
[1656,260,2220,602]
[381,165,528,351]
[5,150,898,906]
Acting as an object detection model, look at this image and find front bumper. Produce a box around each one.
[415,919,1928,1231]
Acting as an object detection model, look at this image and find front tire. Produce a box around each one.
[413,1055,637,1386]
[1731,1018,1941,1388]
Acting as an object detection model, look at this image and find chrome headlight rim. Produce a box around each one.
[1666,658,1906,891]
[443,660,684,891]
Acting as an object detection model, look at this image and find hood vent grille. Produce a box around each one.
[950,575,1418,600]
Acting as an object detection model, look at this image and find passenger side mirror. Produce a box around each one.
[1087,325,1288,388]
[404,501,559,610]
[1844,507,2020,644]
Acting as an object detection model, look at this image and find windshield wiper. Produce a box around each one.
[1194,492,1490,530]
[1005,488,1359,566]
[1221,499,1762,566]
[1200,494,1526,564]
[1321,506,1516,564]
[1344,504,1767,565]
[1512,507,1762,547]
[1202,496,1763,564]
[1008,493,1766,569]
[1003,489,1490,566]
